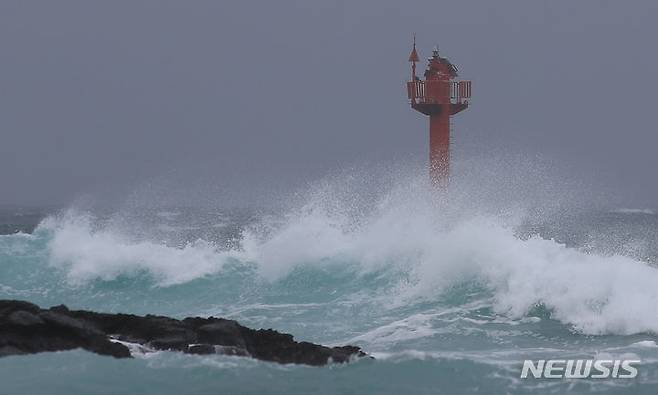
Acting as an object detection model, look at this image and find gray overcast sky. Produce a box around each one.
[1,0,657,206]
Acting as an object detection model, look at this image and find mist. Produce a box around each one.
[1,0,657,207]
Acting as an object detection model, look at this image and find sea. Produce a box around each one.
[1,165,657,394]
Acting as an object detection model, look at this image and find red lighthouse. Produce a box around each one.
[407,38,471,186]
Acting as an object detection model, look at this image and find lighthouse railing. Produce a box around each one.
[407,80,471,104]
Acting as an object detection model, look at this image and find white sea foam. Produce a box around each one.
[34,167,658,336]
[629,340,658,348]
[41,211,242,286]
[251,209,658,335]
[238,177,658,336]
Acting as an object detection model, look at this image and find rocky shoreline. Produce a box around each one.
[0,300,367,366]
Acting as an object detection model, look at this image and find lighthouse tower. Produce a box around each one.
[406,38,471,186]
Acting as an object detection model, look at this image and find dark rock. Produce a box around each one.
[7,311,44,326]
[39,311,103,335]
[0,300,368,365]
[0,300,40,316]
[0,345,27,356]
[186,344,216,355]
[50,304,70,314]
[149,335,190,351]
[88,340,132,358]
[196,320,246,348]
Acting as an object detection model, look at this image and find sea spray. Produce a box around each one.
[10,164,655,336]
[1,162,658,394]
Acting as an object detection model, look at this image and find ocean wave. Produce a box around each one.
[236,181,658,336]
[4,168,657,337]
[38,211,243,286]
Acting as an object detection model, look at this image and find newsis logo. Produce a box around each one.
[521,360,640,379]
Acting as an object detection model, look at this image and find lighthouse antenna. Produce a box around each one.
[408,33,419,81]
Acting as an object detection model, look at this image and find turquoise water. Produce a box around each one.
[1,173,658,394]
